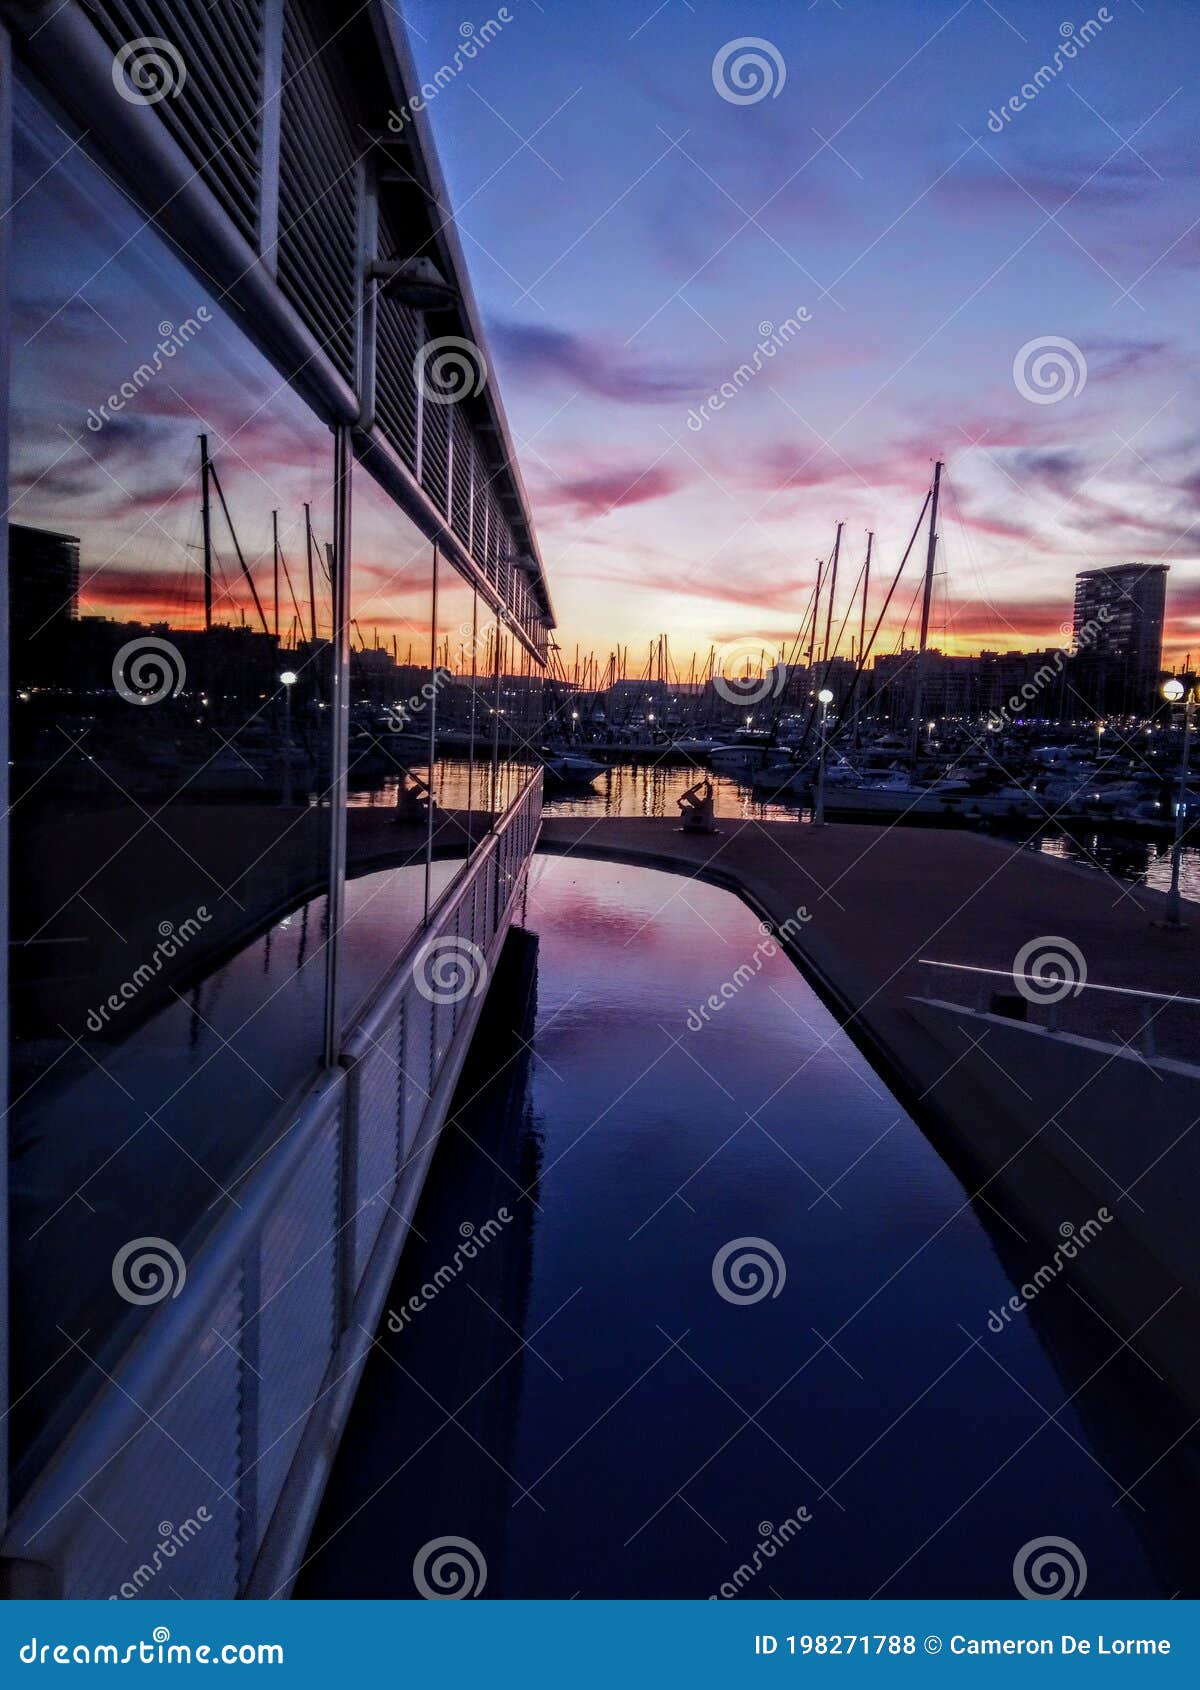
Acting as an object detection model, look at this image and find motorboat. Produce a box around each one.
[541,749,606,789]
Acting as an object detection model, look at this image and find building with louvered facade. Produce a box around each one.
[0,0,551,1597]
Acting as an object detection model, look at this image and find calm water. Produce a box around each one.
[300,857,1197,1599]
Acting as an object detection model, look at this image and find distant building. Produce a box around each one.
[979,648,1071,722]
[1072,564,1167,715]
[870,649,984,725]
[8,523,79,681]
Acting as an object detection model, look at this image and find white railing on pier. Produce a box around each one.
[916,956,1200,1059]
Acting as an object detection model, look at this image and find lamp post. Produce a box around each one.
[279,669,298,806]
[813,688,834,826]
[1161,676,1193,928]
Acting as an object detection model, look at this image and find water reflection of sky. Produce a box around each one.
[301,858,1196,1598]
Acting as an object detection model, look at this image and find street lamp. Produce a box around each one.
[1160,677,1192,928]
[813,687,834,827]
[279,670,298,806]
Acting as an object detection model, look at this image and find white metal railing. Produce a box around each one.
[0,773,542,1599]
[916,956,1200,1058]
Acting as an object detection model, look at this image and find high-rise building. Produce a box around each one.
[8,523,78,682]
[1072,564,1167,715]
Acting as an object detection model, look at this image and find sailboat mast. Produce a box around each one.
[855,531,873,748]
[199,433,213,633]
[304,503,317,644]
[910,460,943,763]
[272,509,280,643]
[820,521,844,676]
[208,455,269,635]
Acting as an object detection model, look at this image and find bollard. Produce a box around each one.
[677,777,717,834]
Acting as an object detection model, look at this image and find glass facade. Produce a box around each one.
[4,79,545,1485]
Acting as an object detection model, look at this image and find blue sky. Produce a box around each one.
[403,0,1200,666]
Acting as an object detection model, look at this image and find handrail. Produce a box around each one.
[343,767,542,1059]
[2,768,542,1582]
[5,1065,347,1555]
[918,958,1200,1009]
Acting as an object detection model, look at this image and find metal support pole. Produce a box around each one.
[813,696,829,826]
[1165,692,1193,928]
[322,425,353,1068]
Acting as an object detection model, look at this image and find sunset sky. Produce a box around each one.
[405,0,1200,669]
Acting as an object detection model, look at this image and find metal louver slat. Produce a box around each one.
[451,408,472,545]
[87,0,265,246]
[276,0,360,384]
[422,389,450,518]
[374,301,421,472]
[374,210,422,473]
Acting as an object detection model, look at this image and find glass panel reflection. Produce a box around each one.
[340,448,435,1027]
[427,552,481,908]
[7,83,336,1474]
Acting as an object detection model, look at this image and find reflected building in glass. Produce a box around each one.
[0,0,552,1597]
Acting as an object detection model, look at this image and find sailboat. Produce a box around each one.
[819,462,955,820]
